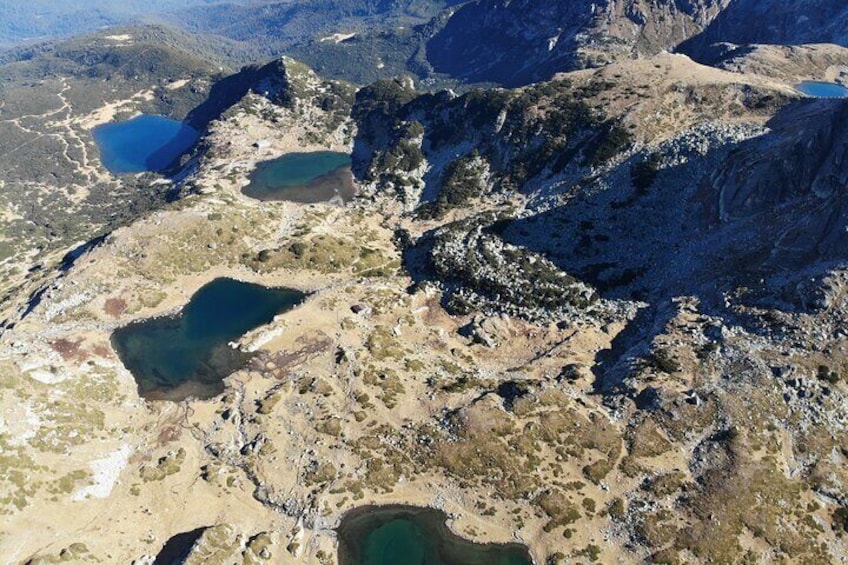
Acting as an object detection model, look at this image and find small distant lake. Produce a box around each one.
[337,505,533,565]
[242,151,355,204]
[796,81,848,98]
[112,278,305,401]
[92,115,199,174]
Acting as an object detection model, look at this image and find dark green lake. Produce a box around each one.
[112,278,304,401]
[337,506,533,565]
[242,151,355,203]
[92,115,199,174]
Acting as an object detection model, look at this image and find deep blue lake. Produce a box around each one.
[92,115,199,174]
[112,278,305,401]
[796,81,848,98]
[243,151,355,203]
[337,506,533,565]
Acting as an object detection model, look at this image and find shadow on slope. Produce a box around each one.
[184,59,294,130]
[678,0,848,63]
[497,98,848,390]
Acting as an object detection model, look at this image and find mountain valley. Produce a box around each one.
[1,2,848,565]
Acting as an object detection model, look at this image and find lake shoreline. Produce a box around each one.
[242,151,355,203]
[111,277,305,401]
[337,504,534,565]
[92,115,199,174]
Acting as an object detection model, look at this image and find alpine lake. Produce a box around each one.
[92,115,199,174]
[337,506,533,565]
[112,278,305,401]
[242,151,355,203]
[796,81,848,98]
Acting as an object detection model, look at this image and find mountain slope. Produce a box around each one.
[0,26,233,314]
[348,53,848,561]
[680,0,848,62]
[5,54,848,564]
[5,3,848,565]
[426,0,730,86]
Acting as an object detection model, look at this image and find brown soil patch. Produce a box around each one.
[104,297,127,318]
[49,338,87,362]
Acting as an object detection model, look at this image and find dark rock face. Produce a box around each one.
[427,0,848,86]
[427,0,596,86]
[706,100,848,264]
[680,0,848,62]
[185,58,296,130]
[352,63,848,322]
[426,0,729,86]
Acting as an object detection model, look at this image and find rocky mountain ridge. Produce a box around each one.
[425,0,732,85]
[680,0,848,62]
[424,0,848,87]
[346,50,848,562]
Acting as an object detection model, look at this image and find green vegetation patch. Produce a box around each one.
[140,448,186,482]
[249,234,396,277]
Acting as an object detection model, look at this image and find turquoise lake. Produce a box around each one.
[112,278,304,401]
[242,151,355,203]
[92,115,199,174]
[337,506,533,565]
[796,81,848,98]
